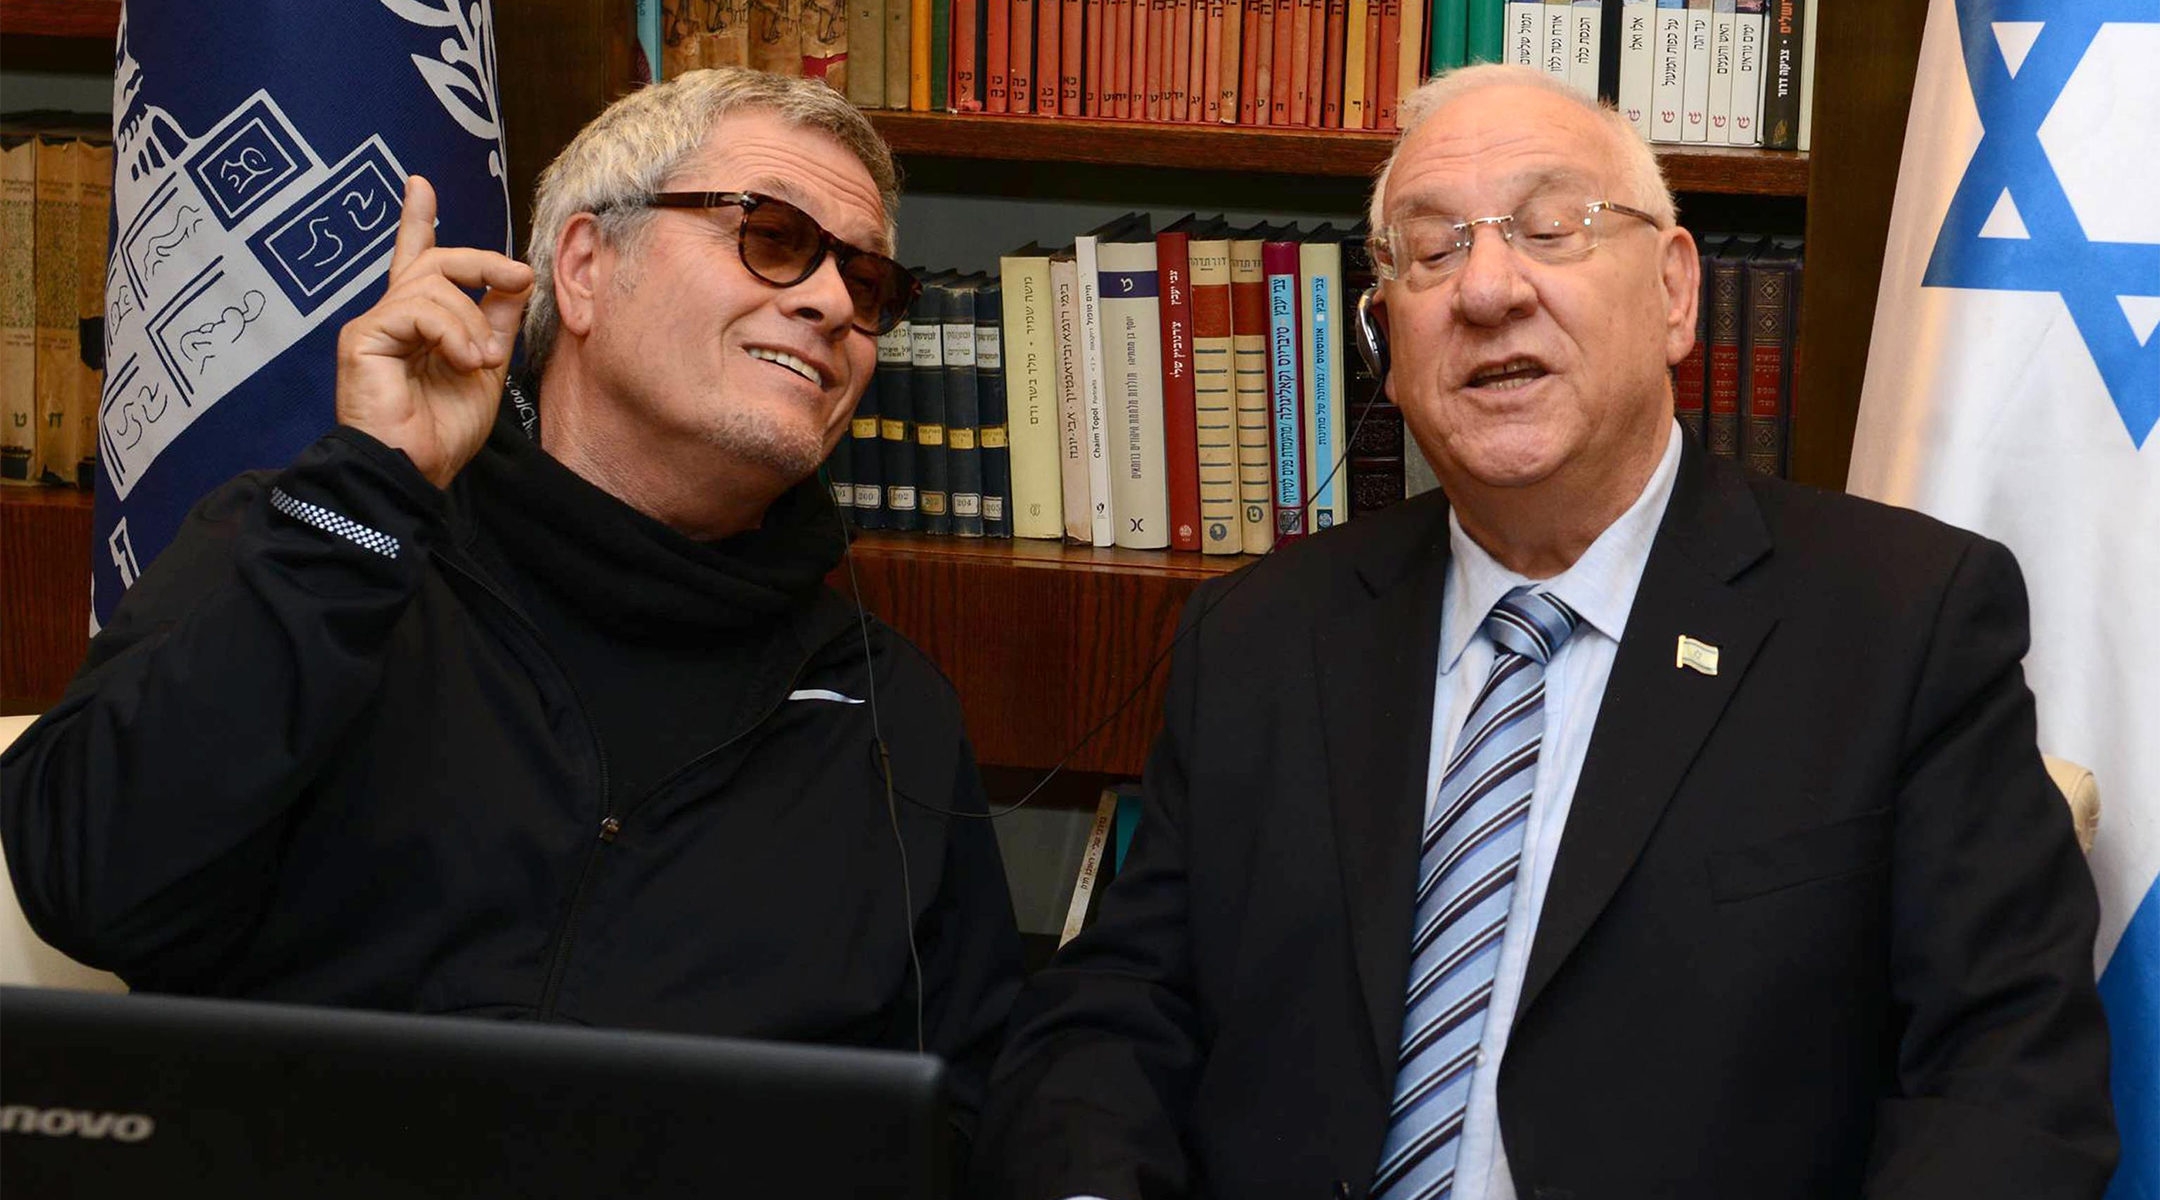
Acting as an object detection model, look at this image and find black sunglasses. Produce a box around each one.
[614,190,920,336]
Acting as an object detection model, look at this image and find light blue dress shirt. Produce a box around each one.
[1432,422,1682,1200]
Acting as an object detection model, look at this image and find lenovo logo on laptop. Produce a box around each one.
[0,1106,156,1143]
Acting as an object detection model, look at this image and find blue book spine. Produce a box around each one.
[975,279,1012,538]
[943,282,986,538]
[1266,252,1305,540]
[910,285,951,535]
[877,321,920,532]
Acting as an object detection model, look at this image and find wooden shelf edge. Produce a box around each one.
[0,1,120,40]
[869,110,1808,195]
[846,528,1249,581]
[0,485,95,509]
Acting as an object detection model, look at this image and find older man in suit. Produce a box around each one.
[973,64,2116,1200]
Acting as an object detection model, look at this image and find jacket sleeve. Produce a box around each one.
[1862,536,2119,1198]
[0,427,448,991]
[972,587,1214,1200]
[915,735,1026,1145]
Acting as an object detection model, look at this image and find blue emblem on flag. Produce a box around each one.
[94,1,509,624]
[1921,0,2160,448]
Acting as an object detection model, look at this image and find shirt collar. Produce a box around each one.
[1439,421,1685,671]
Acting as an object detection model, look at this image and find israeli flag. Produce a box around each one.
[1849,2,2159,1192]
[95,1,510,625]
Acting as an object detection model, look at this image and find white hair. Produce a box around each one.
[1368,63,1677,232]
[521,67,901,379]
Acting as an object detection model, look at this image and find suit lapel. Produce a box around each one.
[1517,443,1778,1020]
[1315,494,1455,1075]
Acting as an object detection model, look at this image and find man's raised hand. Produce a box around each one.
[335,175,534,489]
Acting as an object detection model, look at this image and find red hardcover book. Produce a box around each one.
[1032,0,1058,110]
[1261,234,1309,544]
[1374,0,1401,128]
[1304,0,1325,124]
[1321,0,1346,126]
[1063,0,1087,113]
[1168,0,1191,120]
[1140,0,1160,120]
[954,0,983,110]
[987,0,1011,110]
[1242,0,1268,122]
[1112,0,1135,117]
[1743,238,1802,477]
[1188,0,1209,119]
[1009,0,1035,112]
[1287,0,1313,125]
[1085,0,1106,113]
[1206,0,1230,121]
[1156,219,1203,550]
[1705,236,1758,461]
[1362,0,1383,125]
[1270,0,1296,123]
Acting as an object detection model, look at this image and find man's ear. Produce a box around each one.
[1660,225,1700,368]
[553,213,606,339]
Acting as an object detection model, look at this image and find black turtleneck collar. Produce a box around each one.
[455,379,849,639]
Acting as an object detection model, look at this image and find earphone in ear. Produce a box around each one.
[1354,285,1389,385]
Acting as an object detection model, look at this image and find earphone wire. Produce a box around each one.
[824,468,927,1057]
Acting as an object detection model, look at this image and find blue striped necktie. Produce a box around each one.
[1372,586,1581,1200]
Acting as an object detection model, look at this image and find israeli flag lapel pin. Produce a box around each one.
[1675,635,1720,676]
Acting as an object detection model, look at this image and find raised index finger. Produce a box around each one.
[389,174,439,277]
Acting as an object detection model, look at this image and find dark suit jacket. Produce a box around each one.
[975,442,2116,1200]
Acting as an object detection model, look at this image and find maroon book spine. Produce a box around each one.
[1157,228,1202,550]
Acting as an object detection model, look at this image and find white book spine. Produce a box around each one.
[1653,0,1686,141]
[999,256,1067,539]
[1050,258,1093,543]
[1074,235,1117,547]
[1506,1,1542,67]
[1731,0,1764,146]
[1568,0,1602,99]
[1619,0,1655,134]
[1542,1,1571,79]
[1097,241,1170,550]
[1682,0,1712,142]
[1708,0,1736,143]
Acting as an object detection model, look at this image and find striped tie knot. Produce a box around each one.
[1484,587,1580,666]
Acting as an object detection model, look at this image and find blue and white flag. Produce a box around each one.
[1849,2,2159,1192]
[95,1,510,626]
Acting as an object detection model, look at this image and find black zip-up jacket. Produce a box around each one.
[1,404,1023,1130]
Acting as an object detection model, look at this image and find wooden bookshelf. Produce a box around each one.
[0,488,93,715]
[870,110,1810,195]
[833,531,1244,774]
[0,2,121,40]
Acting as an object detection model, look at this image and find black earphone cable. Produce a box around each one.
[825,467,928,1056]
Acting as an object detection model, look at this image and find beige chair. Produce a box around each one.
[0,712,126,992]
[2044,754,2101,854]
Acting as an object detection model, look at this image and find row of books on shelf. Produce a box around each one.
[1,128,113,490]
[829,215,1805,553]
[640,0,1817,147]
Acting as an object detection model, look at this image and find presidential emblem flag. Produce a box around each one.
[95,1,510,626]
[1848,2,2159,1192]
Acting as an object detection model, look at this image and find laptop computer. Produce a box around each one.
[0,986,951,1199]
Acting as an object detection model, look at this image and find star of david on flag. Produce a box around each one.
[1851,1,2160,1193]
[93,1,510,627]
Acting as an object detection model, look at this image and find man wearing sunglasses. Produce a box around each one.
[3,69,1022,1139]
[976,64,2115,1199]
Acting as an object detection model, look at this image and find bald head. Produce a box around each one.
[1371,64,1675,232]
